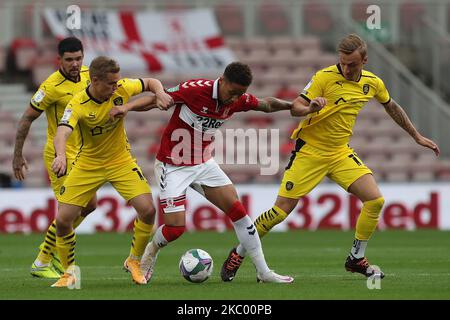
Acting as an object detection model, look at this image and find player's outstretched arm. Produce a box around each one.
[109,95,157,121]
[255,97,292,113]
[52,125,73,177]
[383,99,440,156]
[12,106,42,180]
[290,96,327,117]
[141,78,174,110]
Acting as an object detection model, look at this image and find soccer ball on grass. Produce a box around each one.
[179,249,213,283]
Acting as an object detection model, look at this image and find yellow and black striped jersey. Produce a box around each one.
[30,66,90,159]
[291,64,391,151]
[59,78,144,169]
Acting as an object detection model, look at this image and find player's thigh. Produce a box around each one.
[108,161,151,202]
[45,155,74,200]
[278,145,328,200]
[154,160,194,214]
[328,150,380,201]
[193,159,236,212]
[59,165,105,207]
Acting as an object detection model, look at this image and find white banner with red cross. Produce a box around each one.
[43,8,234,74]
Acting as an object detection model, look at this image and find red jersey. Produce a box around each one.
[156,78,259,166]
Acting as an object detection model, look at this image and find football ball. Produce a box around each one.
[179,249,213,283]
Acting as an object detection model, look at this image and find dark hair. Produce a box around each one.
[89,56,120,80]
[223,62,253,86]
[58,37,84,56]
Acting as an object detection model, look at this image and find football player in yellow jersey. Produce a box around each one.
[49,56,173,287]
[221,34,440,281]
[12,37,98,279]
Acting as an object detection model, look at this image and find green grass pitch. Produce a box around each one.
[0,230,449,300]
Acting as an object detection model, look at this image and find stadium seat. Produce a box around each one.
[258,0,290,35]
[10,38,37,72]
[303,1,334,34]
[215,1,244,35]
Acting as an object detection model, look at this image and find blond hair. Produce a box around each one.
[89,56,120,80]
[337,34,367,58]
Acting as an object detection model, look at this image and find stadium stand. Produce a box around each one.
[0,1,449,188]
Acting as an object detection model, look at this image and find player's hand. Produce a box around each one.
[51,155,67,178]
[155,91,174,110]
[109,105,128,121]
[415,135,440,156]
[12,155,28,180]
[309,97,327,113]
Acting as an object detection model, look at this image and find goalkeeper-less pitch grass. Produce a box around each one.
[0,230,449,300]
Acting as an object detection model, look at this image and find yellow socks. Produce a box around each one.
[56,230,76,270]
[355,197,385,241]
[130,219,154,258]
[254,205,288,238]
[36,221,57,264]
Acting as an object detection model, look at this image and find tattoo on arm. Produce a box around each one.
[258,97,291,113]
[258,99,271,113]
[14,113,37,157]
[383,99,419,139]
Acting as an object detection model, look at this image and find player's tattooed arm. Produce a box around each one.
[12,106,42,180]
[256,97,292,113]
[383,99,440,156]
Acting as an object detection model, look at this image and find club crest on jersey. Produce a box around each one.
[60,186,65,195]
[363,84,370,95]
[201,106,208,114]
[113,97,123,105]
[166,198,175,208]
[286,181,294,191]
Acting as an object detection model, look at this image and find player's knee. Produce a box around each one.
[226,201,247,222]
[136,202,156,223]
[162,225,185,242]
[364,196,385,216]
[81,202,97,217]
[55,217,73,236]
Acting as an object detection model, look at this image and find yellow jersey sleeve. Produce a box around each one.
[59,102,80,130]
[299,72,326,102]
[30,82,56,112]
[119,78,145,100]
[374,77,391,104]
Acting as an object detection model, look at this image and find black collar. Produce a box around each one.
[336,64,362,82]
[85,86,105,104]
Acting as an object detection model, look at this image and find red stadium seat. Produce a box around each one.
[258,0,290,35]
[215,1,244,35]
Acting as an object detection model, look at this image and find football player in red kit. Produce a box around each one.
[110,62,318,283]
